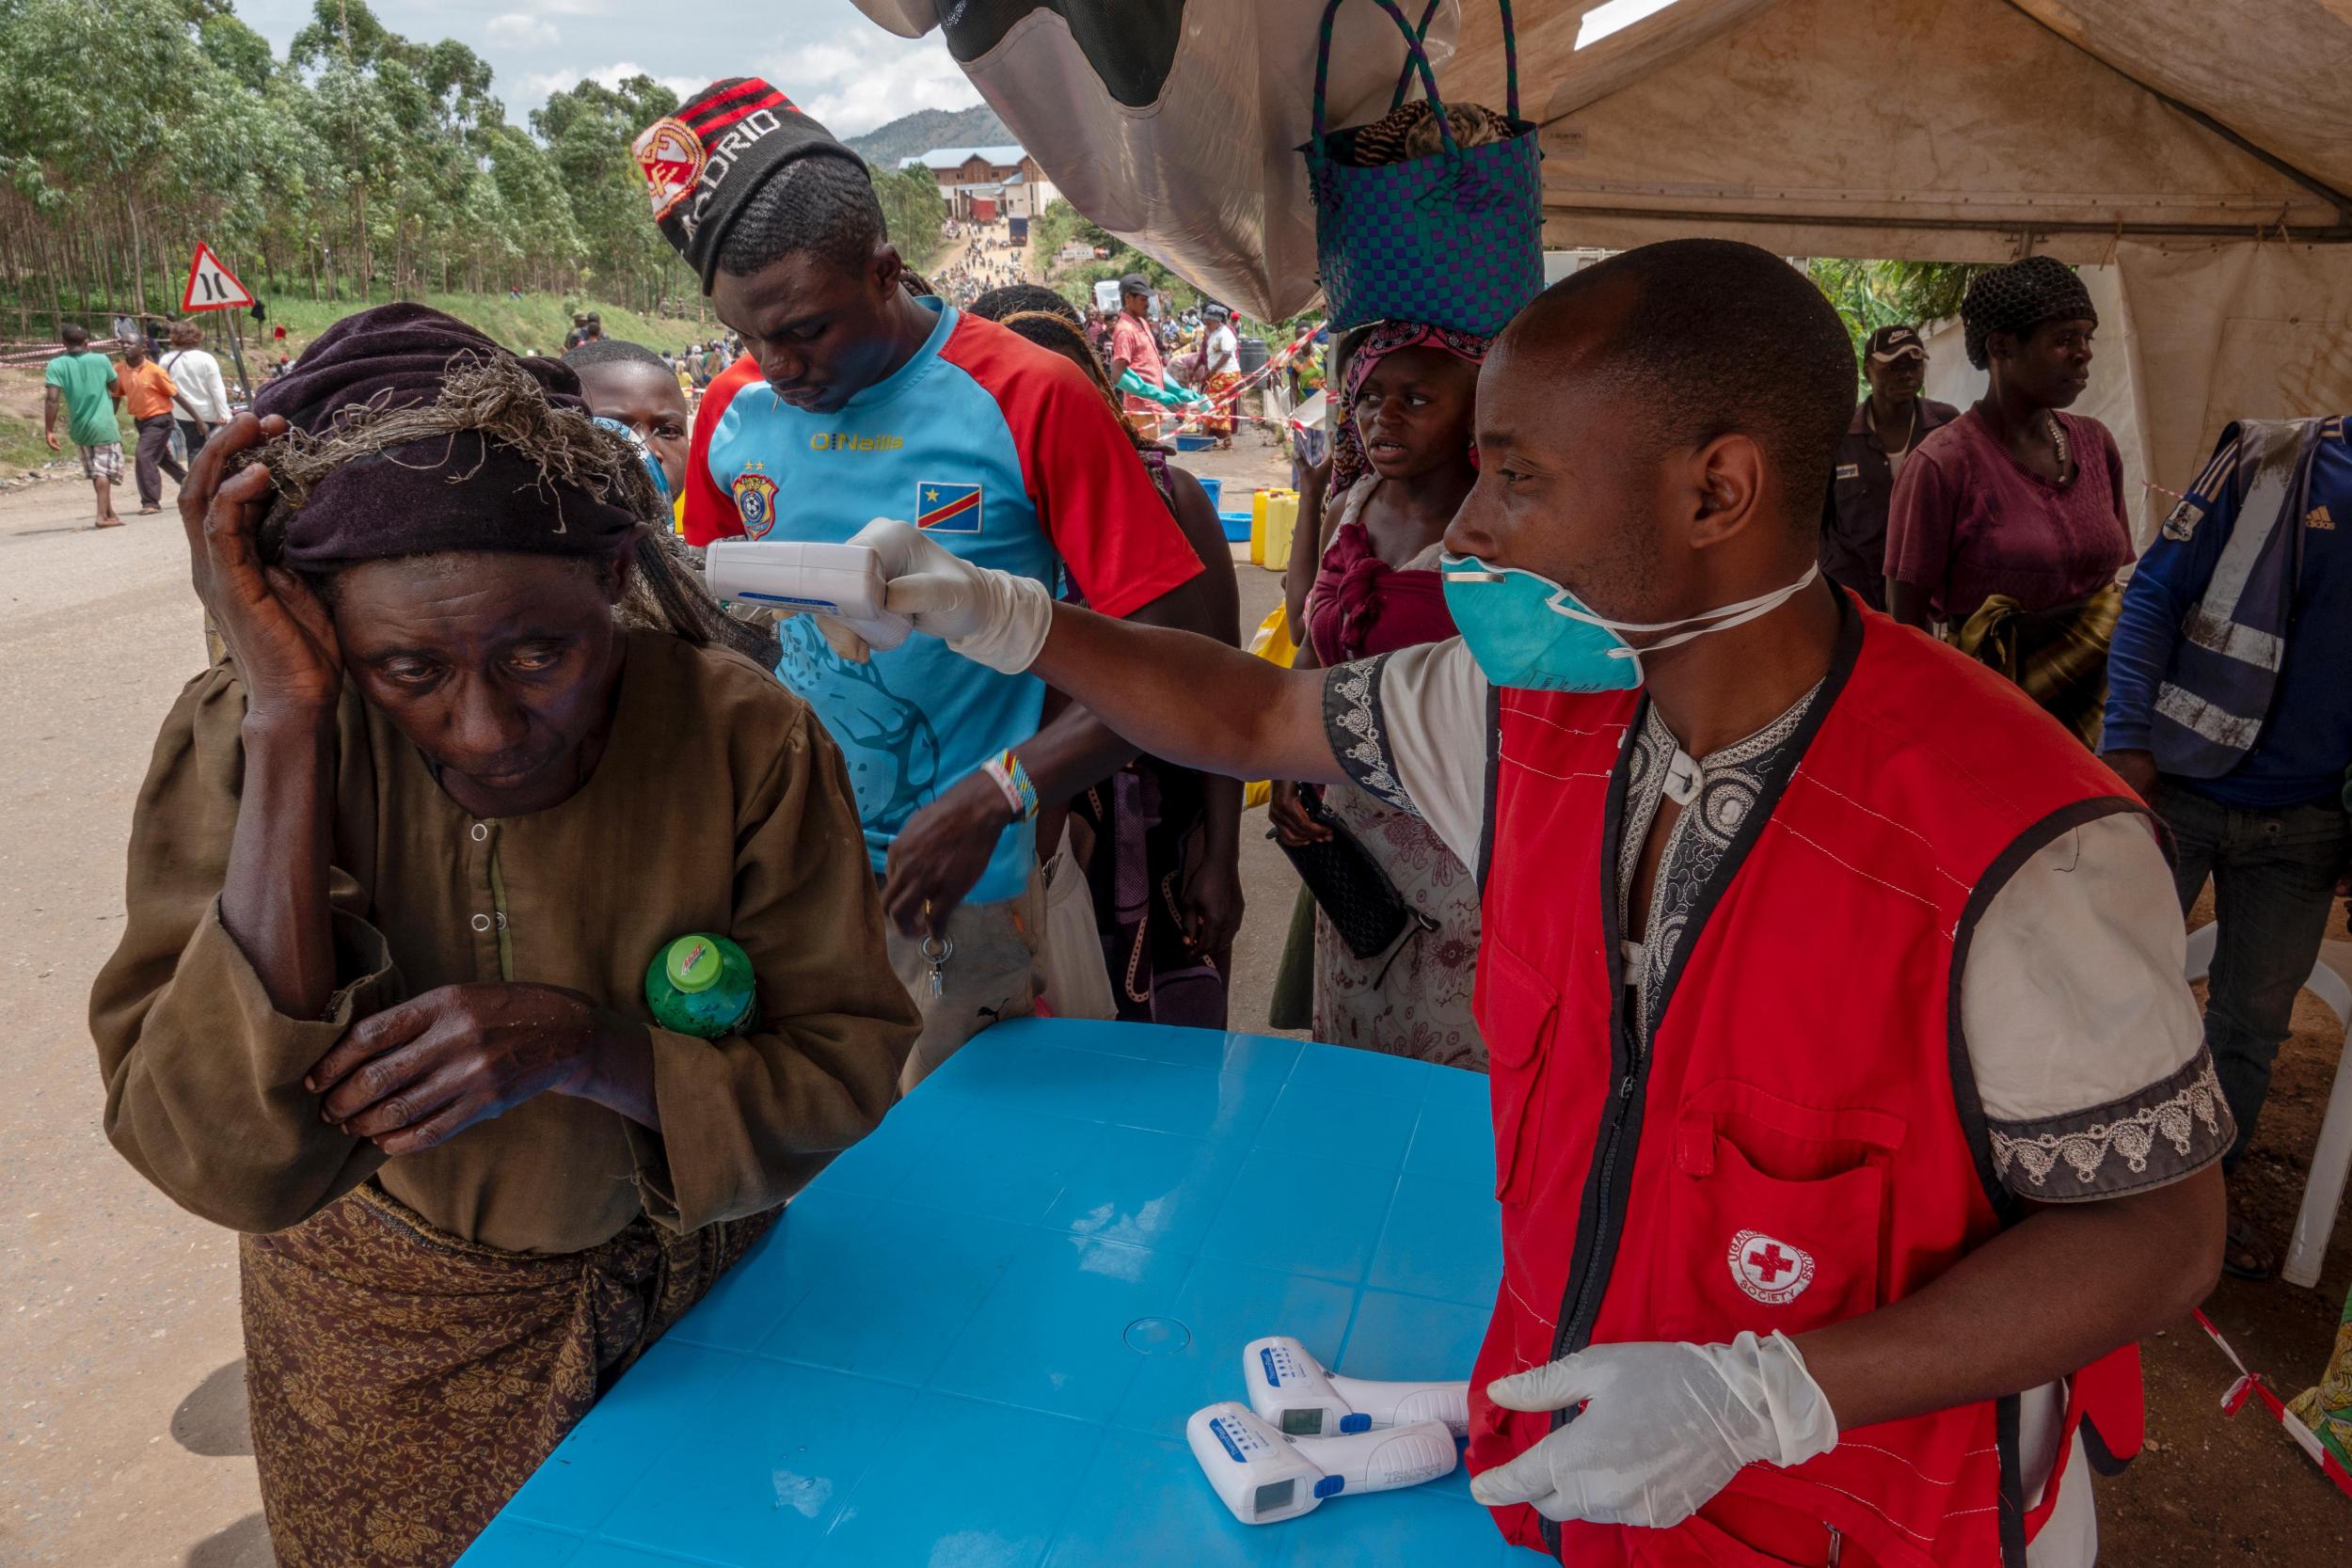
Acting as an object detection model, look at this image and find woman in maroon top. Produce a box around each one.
[1885,257,2133,739]
[1270,321,1487,1069]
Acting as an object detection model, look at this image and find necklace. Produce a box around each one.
[2045,411,2071,474]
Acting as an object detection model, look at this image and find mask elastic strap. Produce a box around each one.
[1549,564,1820,641]
[1628,565,1820,657]
[1552,562,1825,653]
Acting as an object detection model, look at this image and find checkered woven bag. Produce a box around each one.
[1301,0,1544,338]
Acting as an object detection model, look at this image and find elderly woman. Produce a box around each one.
[1270,321,1489,1069]
[1884,257,2134,740]
[89,306,915,1568]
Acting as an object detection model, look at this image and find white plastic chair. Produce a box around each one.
[2184,924,2352,1288]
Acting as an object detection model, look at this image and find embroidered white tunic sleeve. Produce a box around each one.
[1961,814,2232,1200]
[1327,649,2232,1203]
[1319,638,1489,868]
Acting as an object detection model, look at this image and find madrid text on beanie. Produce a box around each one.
[632,78,869,289]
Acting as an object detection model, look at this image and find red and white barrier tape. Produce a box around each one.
[1145,408,1306,434]
[1167,324,1325,417]
[2192,1307,2352,1500]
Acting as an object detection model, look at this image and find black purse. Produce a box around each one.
[1272,784,1437,960]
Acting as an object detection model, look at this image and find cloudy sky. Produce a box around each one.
[234,0,986,135]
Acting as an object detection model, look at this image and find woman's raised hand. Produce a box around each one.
[181,412,342,724]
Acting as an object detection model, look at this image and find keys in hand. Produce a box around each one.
[921,932,952,999]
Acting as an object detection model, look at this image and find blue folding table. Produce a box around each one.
[457,1018,1521,1567]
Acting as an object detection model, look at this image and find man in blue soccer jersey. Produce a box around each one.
[642,79,1205,1084]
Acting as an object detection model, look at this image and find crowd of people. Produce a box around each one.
[80,68,2345,1568]
[46,244,1242,547]
[42,319,234,530]
[1093,274,1262,444]
[931,221,1033,309]
[558,309,741,397]
[45,307,746,537]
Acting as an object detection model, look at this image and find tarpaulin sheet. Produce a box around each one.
[851,0,2352,501]
[855,0,1469,319]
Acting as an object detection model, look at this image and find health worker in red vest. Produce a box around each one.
[848,240,2229,1568]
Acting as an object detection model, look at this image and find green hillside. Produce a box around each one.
[846,103,1015,169]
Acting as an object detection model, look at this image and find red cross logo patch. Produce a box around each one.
[1727,1229,1815,1307]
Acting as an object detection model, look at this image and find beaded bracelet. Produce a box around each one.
[981,749,1040,821]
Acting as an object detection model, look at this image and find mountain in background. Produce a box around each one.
[846,103,1016,169]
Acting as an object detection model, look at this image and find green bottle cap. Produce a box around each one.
[664,935,723,993]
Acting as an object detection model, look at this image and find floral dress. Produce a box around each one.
[1302,476,1486,1069]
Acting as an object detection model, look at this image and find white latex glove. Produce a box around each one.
[849,517,1054,673]
[1468,1332,1838,1528]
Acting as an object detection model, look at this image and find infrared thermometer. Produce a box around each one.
[702,540,913,650]
[1244,1335,1470,1438]
[1185,1401,1457,1526]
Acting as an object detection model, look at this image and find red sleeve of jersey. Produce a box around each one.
[682,356,765,546]
[940,315,1203,620]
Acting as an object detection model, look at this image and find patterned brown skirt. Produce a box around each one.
[240,1182,776,1567]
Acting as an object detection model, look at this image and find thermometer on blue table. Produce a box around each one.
[702,540,913,650]
[1185,1402,1456,1525]
[1244,1335,1470,1437]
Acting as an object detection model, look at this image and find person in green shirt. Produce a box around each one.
[43,323,124,529]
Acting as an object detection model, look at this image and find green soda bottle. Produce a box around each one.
[644,933,757,1038]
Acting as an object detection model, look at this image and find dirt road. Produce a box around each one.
[1,477,272,1567]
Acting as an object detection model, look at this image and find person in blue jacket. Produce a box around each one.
[2104,416,2352,1279]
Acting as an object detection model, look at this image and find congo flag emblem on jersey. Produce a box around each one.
[916,480,982,533]
[733,465,781,539]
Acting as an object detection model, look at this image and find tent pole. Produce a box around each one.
[2135,90,2352,226]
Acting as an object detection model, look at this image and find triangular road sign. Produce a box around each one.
[182,243,254,312]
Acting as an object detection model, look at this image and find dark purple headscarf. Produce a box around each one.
[252,303,644,570]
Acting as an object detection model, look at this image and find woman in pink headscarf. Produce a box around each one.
[1270,320,1487,1069]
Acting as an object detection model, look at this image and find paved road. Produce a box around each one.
[0,437,1305,1568]
[1,477,272,1567]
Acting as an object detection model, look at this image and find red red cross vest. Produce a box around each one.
[1468,604,2146,1567]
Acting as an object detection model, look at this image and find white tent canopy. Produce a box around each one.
[1450,0,2352,259]
[853,0,2352,514]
